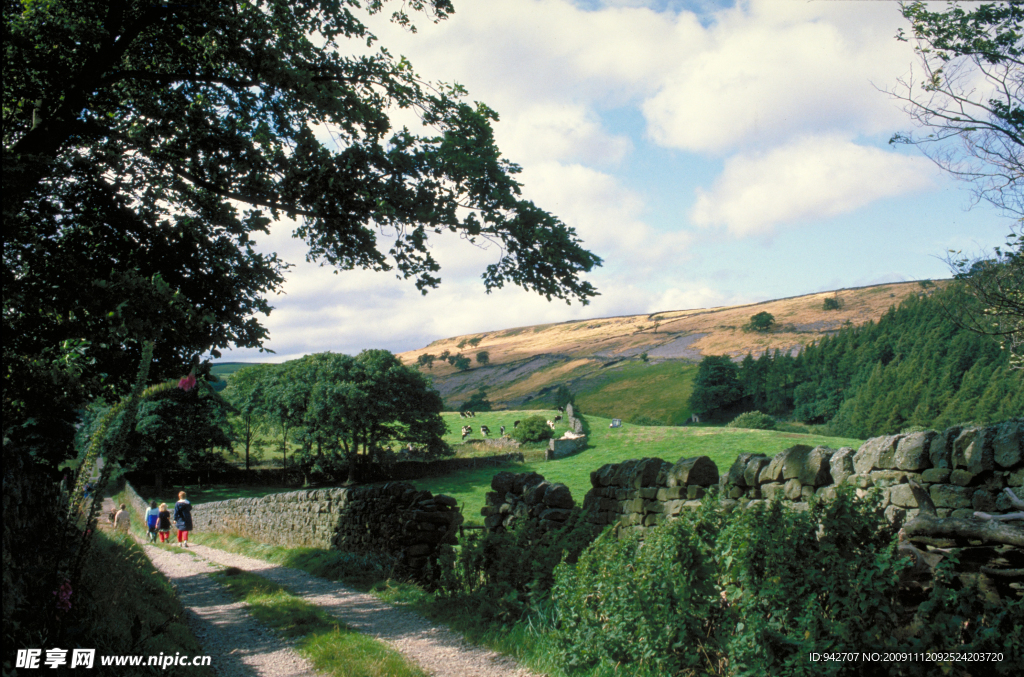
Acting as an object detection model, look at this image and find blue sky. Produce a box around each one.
[223,0,1014,363]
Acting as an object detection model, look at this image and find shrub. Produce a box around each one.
[436,509,595,625]
[628,413,665,426]
[822,296,843,310]
[511,416,554,444]
[551,501,724,674]
[728,410,776,430]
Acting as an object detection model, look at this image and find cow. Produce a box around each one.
[480,425,491,436]
[461,425,472,441]
[546,420,555,430]
[513,420,520,429]
[554,415,562,422]
[500,425,505,436]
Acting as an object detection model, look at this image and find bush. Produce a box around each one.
[823,296,843,310]
[436,509,595,625]
[511,416,554,444]
[551,501,724,674]
[728,410,776,430]
[628,413,665,426]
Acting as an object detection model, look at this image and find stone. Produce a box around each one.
[800,486,815,500]
[930,427,960,469]
[761,483,785,501]
[539,508,572,522]
[992,420,1023,469]
[748,488,762,499]
[884,504,907,525]
[727,453,757,488]
[951,508,976,519]
[491,471,515,495]
[544,483,575,509]
[1011,468,1024,486]
[719,499,739,513]
[630,457,666,488]
[784,478,803,500]
[435,494,458,508]
[952,427,993,475]
[971,489,1000,513]
[763,445,814,483]
[745,455,772,487]
[868,470,919,487]
[513,472,546,494]
[888,483,919,508]
[829,448,856,487]
[816,486,838,502]
[921,468,951,484]
[524,481,550,505]
[853,435,900,473]
[930,484,973,509]
[667,456,719,487]
[799,446,835,487]
[728,487,744,499]
[949,469,976,487]
[687,485,706,500]
[996,487,1024,512]
[657,487,685,501]
[894,432,935,471]
[480,505,497,517]
[592,464,616,487]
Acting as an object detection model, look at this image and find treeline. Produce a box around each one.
[691,286,1023,438]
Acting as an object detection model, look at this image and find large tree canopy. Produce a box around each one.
[2,0,600,460]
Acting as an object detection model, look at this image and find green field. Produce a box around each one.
[571,360,699,425]
[420,411,864,525]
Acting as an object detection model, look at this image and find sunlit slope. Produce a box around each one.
[397,281,941,411]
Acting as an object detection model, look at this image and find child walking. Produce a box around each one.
[173,491,193,547]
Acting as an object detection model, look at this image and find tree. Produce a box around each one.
[889,2,1023,217]
[823,295,843,311]
[224,364,273,471]
[554,384,576,409]
[462,388,492,412]
[3,0,600,468]
[945,233,1024,368]
[689,356,742,418]
[475,350,490,365]
[746,312,776,333]
[449,353,472,370]
[303,350,448,483]
[416,353,437,370]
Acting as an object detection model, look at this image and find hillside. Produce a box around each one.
[398,281,942,416]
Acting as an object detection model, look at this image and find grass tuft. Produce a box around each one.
[211,568,426,677]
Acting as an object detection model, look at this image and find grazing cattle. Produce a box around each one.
[459,411,466,418]
[500,425,505,436]
[513,420,520,429]
[554,415,562,422]
[558,406,564,414]
[546,420,555,430]
[461,425,472,441]
[480,425,491,436]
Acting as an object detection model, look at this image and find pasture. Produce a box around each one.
[423,411,863,524]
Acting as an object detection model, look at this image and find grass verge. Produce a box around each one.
[212,567,426,677]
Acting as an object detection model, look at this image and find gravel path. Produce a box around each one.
[101,497,319,677]
[188,545,541,677]
[143,544,320,677]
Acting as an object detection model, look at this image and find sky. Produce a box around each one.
[222,0,1015,363]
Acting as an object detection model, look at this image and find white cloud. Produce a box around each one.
[690,135,936,236]
[642,0,915,153]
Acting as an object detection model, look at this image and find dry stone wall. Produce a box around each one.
[143,482,462,574]
[581,456,720,538]
[721,421,1023,525]
[481,471,576,532]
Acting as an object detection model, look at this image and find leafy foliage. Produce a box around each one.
[746,312,776,333]
[822,296,843,311]
[475,350,490,366]
[727,410,776,430]
[688,355,742,418]
[551,503,723,674]
[435,509,595,625]
[511,415,554,444]
[461,388,492,413]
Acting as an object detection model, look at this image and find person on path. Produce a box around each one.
[145,501,160,542]
[113,503,130,532]
[157,503,172,543]
[173,491,193,547]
